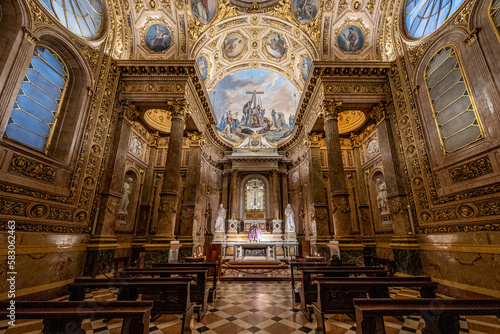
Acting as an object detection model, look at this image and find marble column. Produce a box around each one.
[178,131,203,259]
[221,169,230,212]
[84,101,134,275]
[272,169,281,219]
[373,102,422,275]
[229,169,239,219]
[133,132,159,260]
[146,99,187,264]
[307,133,330,256]
[322,100,364,265]
[281,170,289,220]
[352,136,376,264]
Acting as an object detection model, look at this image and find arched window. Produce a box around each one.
[424,46,483,153]
[38,0,103,38]
[491,0,500,38]
[405,0,465,38]
[5,46,69,151]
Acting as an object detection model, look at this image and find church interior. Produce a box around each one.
[1,0,500,333]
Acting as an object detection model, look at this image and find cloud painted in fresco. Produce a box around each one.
[210,69,298,123]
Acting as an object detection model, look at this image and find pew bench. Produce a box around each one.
[299,267,389,321]
[313,277,438,334]
[0,301,153,334]
[354,298,500,334]
[121,268,209,321]
[152,262,219,302]
[68,278,193,334]
[290,261,329,302]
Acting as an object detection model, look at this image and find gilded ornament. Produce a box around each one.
[29,204,49,219]
[337,0,348,15]
[458,205,475,218]
[140,17,175,55]
[321,99,343,121]
[9,156,57,183]
[22,27,39,44]
[449,157,493,183]
[165,98,189,120]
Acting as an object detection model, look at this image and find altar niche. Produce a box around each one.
[240,175,271,230]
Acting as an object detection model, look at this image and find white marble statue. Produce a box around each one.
[214,204,226,232]
[285,203,295,232]
[376,177,389,214]
[118,177,133,214]
[311,219,317,237]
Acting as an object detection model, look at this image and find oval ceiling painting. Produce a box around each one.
[210,69,298,145]
[145,24,172,52]
[301,57,312,80]
[191,0,217,24]
[293,0,320,24]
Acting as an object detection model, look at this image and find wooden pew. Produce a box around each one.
[68,277,193,334]
[152,262,219,302]
[313,277,438,334]
[121,268,209,321]
[354,298,500,334]
[290,262,330,302]
[299,267,389,321]
[0,301,153,334]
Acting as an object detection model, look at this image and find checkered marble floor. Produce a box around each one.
[1,281,500,333]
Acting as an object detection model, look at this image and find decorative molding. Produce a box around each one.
[8,155,57,183]
[449,157,493,183]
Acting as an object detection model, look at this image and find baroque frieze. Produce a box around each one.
[449,157,493,183]
[8,155,57,183]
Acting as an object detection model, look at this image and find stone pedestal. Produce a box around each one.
[213,231,226,243]
[227,219,239,233]
[390,235,423,275]
[272,219,282,234]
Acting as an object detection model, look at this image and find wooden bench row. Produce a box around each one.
[0,301,153,334]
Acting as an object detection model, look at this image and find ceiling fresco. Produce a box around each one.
[210,69,298,144]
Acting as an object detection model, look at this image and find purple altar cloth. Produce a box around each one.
[248,224,262,240]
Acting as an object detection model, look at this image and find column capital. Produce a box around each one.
[306,132,322,148]
[187,131,204,146]
[369,101,387,123]
[166,98,189,121]
[120,99,140,121]
[149,130,160,147]
[22,26,39,44]
[321,100,343,122]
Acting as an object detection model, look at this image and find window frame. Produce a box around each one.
[5,44,70,153]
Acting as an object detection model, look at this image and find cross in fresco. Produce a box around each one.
[245,89,265,108]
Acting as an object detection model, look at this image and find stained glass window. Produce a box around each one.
[5,46,68,151]
[425,46,483,153]
[491,0,500,38]
[405,0,465,38]
[38,0,103,38]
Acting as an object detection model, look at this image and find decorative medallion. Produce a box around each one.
[292,171,300,183]
[211,171,218,182]
[366,138,379,156]
[222,32,247,59]
[300,56,312,80]
[264,31,287,59]
[197,55,210,80]
[141,18,174,53]
[335,18,369,54]
[293,0,320,24]
[191,0,217,24]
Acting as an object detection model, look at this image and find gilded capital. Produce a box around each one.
[187,131,204,146]
[121,99,140,121]
[369,101,387,122]
[22,27,39,44]
[165,98,189,120]
[321,100,343,122]
[149,130,160,147]
[307,132,322,147]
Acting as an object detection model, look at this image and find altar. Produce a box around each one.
[212,135,298,261]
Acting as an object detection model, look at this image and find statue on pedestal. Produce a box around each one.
[285,203,296,232]
[248,222,262,242]
[214,204,226,232]
[375,177,389,215]
[118,177,133,215]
